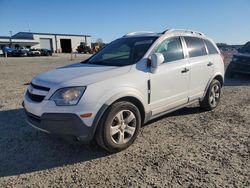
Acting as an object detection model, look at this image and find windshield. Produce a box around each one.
[240,42,250,53]
[87,37,157,66]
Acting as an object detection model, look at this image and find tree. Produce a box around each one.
[96,38,103,45]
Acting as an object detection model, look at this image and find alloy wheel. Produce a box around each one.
[110,110,136,145]
[209,84,220,107]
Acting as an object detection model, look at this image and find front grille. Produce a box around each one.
[239,57,250,64]
[27,90,45,102]
[30,83,50,91]
[26,82,50,102]
[234,62,250,71]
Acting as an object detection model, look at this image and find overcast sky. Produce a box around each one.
[0,0,249,44]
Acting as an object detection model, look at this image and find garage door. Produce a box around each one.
[60,39,72,53]
[40,38,52,50]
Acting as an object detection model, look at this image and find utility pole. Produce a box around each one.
[28,23,31,32]
[9,31,12,48]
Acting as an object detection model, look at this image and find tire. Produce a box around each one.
[95,101,141,152]
[200,79,221,111]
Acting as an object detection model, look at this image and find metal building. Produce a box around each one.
[0,32,91,53]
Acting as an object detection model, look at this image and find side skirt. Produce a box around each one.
[144,99,199,123]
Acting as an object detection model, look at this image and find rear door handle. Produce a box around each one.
[207,62,213,66]
[181,68,189,73]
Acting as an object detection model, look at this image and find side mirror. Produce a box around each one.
[150,53,164,73]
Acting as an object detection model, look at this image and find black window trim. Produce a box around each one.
[183,36,208,58]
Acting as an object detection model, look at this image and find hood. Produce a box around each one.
[32,62,131,87]
[234,52,250,58]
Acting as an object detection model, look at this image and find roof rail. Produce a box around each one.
[123,31,155,37]
[163,29,205,36]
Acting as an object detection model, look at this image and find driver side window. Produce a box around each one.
[155,37,184,62]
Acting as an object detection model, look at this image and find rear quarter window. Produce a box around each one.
[204,39,218,54]
[184,37,207,58]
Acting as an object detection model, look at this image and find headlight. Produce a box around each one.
[232,56,239,62]
[50,87,86,106]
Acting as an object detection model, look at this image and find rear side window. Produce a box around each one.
[184,37,207,58]
[155,37,184,62]
[204,39,218,54]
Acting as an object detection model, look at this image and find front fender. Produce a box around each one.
[85,87,148,140]
[100,86,148,112]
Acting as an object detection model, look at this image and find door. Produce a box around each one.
[183,37,214,100]
[60,39,72,53]
[40,38,52,51]
[150,37,190,115]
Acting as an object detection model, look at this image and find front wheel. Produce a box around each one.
[95,101,141,152]
[225,64,235,78]
[200,79,221,111]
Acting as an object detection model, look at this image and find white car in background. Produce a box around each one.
[23,29,224,152]
[27,49,41,56]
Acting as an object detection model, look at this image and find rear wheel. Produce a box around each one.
[95,101,141,152]
[200,79,221,111]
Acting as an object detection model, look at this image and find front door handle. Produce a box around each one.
[181,68,189,73]
[207,62,213,66]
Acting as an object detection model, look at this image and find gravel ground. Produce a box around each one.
[0,54,249,187]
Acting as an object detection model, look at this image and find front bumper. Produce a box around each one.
[24,109,95,142]
[230,61,250,74]
[22,91,101,142]
[25,109,94,141]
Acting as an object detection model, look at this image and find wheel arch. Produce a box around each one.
[202,73,224,100]
[114,96,146,124]
[91,94,147,140]
[213,74,224,87]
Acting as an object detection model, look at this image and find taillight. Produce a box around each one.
[220,54,225,63]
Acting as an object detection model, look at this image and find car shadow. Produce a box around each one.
[0,108,110,178]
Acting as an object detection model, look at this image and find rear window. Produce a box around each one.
[204,40,218,54]
[184,37,207,58]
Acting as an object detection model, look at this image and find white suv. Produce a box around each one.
[23,29,224,152]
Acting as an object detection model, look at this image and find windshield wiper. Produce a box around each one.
[87,60,119,66]
[89,54,129,65]
[89,61,107,65]
[101,54,129,61]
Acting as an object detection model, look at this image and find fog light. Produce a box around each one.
[231,64,236,68]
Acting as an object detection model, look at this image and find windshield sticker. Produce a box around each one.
[135,40,153,46]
